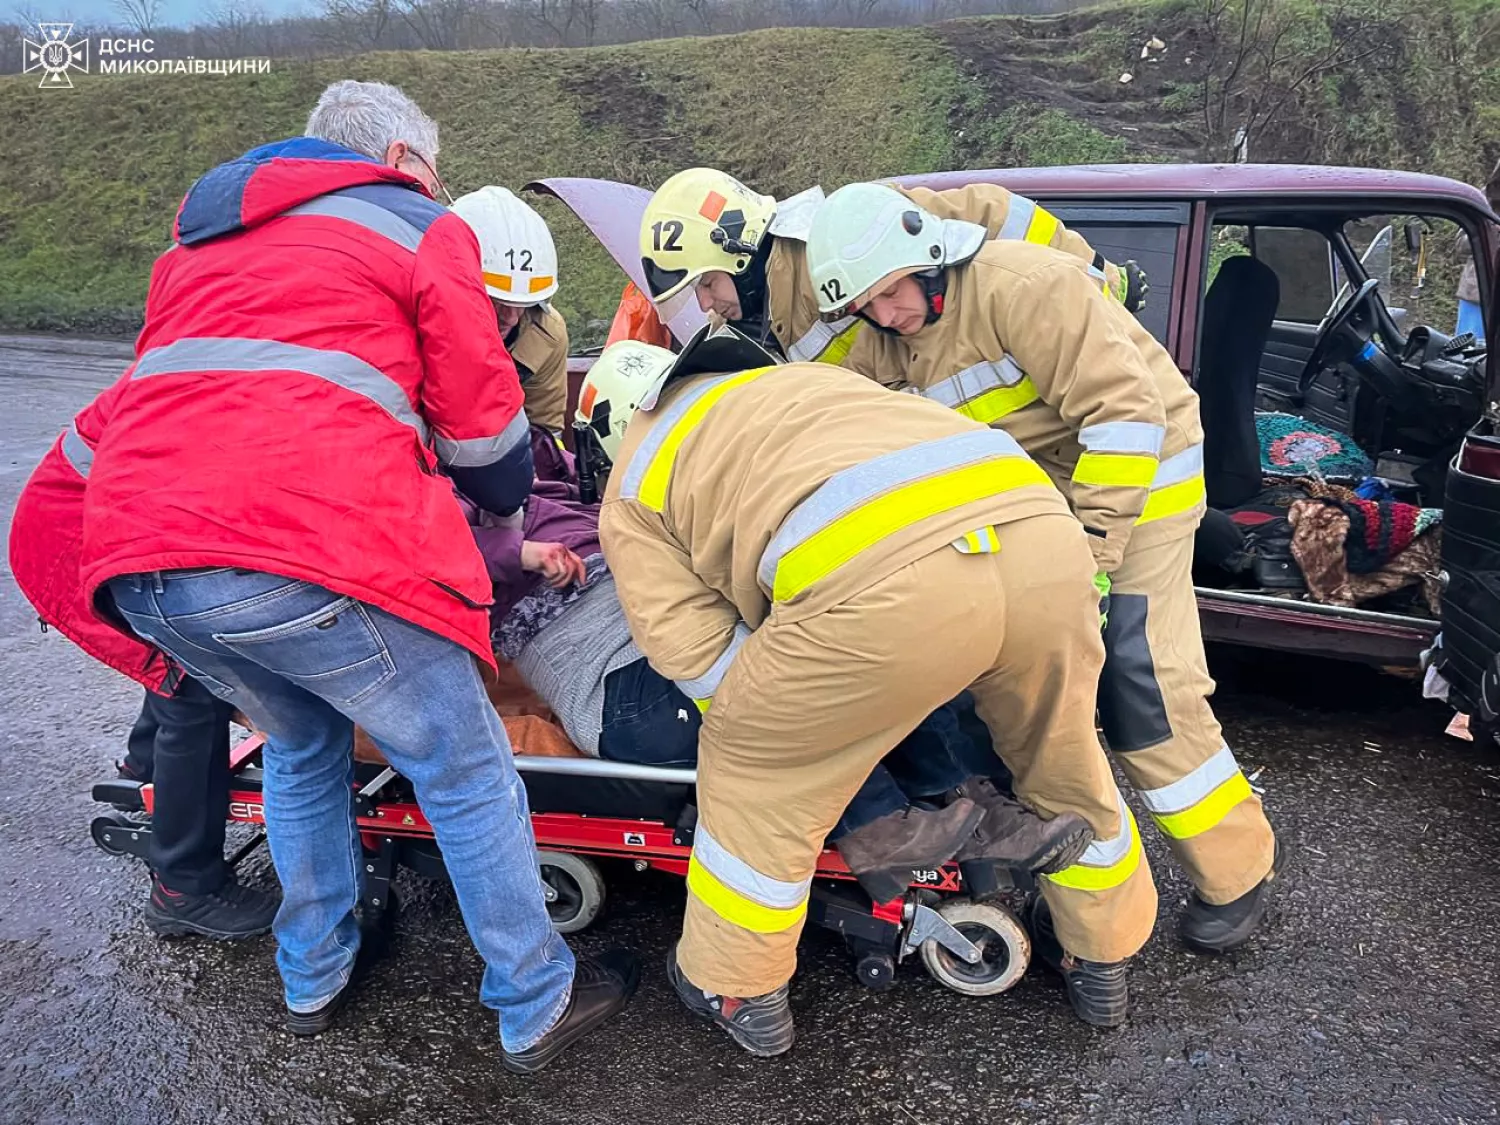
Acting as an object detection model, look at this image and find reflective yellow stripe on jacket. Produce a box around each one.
[1136,743,1252,839]
[921,357,1039,424]
[999,195,1061,246]
[620,367,777,512]
[757,429,1050,603]
[1137,443,1206,525]
[787,316,863,365]
[674,622,751,714]
[687,825,811,934]
[1072,420,1164,490]
[1045,790,1143,892]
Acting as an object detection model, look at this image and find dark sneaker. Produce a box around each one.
[835,799,984,902]
[956,779,1094,875]
[501,949,641,1074]
[1180,840,1284,955]
[145,874,279,940]
[1029,897,1130,1028]
[668,945,794,1057]
[284,912,393,1036]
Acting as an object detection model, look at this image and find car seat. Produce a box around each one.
[1198,255,1280,510]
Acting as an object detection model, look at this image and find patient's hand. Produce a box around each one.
[521,540,587,589]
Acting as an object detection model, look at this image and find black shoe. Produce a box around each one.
[667,945,795,1057]
[1029,898,1130,1028]
[501,949,641,1074]
[284,912,393,1036]
[145,874,279,940]
[835,799,985,902]
[1180,840,1284,955]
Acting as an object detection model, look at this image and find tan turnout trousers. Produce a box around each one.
[1101,526,1276,904]
[679,514,1158,998]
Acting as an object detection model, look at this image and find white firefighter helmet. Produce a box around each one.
[806,182,985,315]
[450,185,559,305]
[574,341,678,462]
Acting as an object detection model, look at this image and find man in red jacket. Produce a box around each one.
[8,80,636,1074]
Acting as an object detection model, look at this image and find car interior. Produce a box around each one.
[1186,206,1491,617]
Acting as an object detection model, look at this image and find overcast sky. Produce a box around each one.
[11,1,312,29]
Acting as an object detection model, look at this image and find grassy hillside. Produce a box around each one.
[2,0,1496,341]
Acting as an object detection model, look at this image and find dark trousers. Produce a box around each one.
[124,679,235,896]
[596,661,996,839]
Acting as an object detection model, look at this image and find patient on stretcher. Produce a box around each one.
[453,430,1093,899]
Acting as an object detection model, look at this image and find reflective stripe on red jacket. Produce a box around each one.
[10,137,531,670]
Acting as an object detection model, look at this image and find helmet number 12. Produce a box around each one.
[820,278,846,306]
[651,219,684,252]
[505,248,534,272]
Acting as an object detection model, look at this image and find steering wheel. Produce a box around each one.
[1296,278,1384,401]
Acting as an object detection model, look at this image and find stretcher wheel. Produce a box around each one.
[537,851,605,934]
[855,951,897,992]
[920,900,1030,997]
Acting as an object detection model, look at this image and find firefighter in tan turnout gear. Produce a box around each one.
[450,186,571,432]
[636,167,1148,370]
[577,324,1158,1054]
[806,181,1283,956]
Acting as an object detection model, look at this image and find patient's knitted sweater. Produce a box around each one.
[513,573,641,756]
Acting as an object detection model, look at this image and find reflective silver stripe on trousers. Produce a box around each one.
[757,428,1030,590]
[922,357,1027,410]
[786,315,857,363]
[998,195,1039,241]
[433,408,531,468]
[1075,790,1134,867]
[283,190,424,253]
[61,424,94,478]
[693,824,811,909]
[1136,743,1242,815]
[1151,443,1204,488]
[618,370,739,501]
[674,621,751,700]
[1078,421,1166,456]
[131,337,429,443]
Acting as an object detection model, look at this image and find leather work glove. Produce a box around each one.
[1094,571,1113,631]
[1123,260,1150,313]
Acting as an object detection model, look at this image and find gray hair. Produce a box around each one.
[305,80,440,161]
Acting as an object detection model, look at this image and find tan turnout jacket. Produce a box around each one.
[894,240,1204,574]
[763,183,1124,370]
[599,363,1071,693]
[509,304,570,432]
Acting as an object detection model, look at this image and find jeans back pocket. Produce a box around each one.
[213,596,396,707]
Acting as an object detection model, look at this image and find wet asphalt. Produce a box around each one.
[1,336,1498,1125]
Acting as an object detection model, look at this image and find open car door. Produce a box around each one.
[523,177,708,347]
[1431,247,1500,739]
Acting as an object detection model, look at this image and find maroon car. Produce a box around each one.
[529,165,1500,728]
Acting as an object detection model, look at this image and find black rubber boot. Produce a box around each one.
[1029,897,1130,1028]
[145,873,279,940]
[955,779,1094,889]
[1180,839,1285,954]
[668,945,795,1058]
[501,949,641,1074]
[835,798,984,902]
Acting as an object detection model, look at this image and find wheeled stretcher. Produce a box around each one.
[90,725,1036,998]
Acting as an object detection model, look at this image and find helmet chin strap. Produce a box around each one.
[853,268,949,335]
[728,238,774,341]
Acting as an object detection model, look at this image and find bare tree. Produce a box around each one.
[113,0,163,35]
[320,0,395,50]
[204,0,265,54]
[1192,0,1393,160]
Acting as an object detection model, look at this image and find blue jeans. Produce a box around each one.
[597,657,701,767]
[109,568,574,1053]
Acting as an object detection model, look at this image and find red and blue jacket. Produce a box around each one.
[9,137,532,686]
